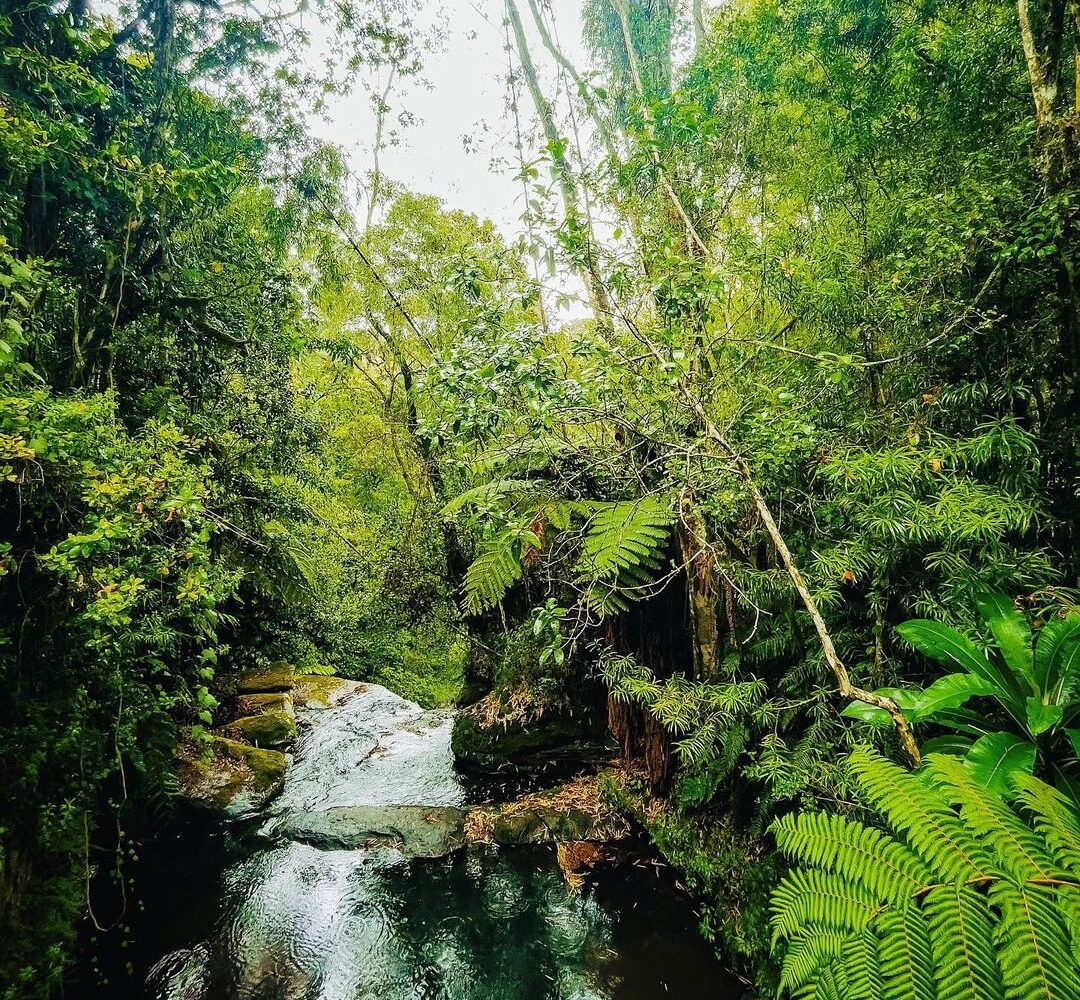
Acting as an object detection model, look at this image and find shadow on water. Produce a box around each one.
[74,685,745,1000]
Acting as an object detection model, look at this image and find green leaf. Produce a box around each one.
[1067,729,1080,759]
[963,732,1036,795]
[910,673,995,722]
[842,688,920,727]
[1033,615,1080,692]
[1026,698,1063,737]
[897,619,1025,712]
[976,591,1034,688]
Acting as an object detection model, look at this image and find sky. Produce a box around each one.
[308,1,593,238]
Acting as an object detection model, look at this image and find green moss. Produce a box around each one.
[451,708,603,768]
[236,662,296,694]
[226,711,297,748]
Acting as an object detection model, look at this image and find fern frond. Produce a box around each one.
[875,908,936,1000]
[845,927,884,1000]
[772,810,931,906]
[851,748,993,881]
[1012,773,1080,874]
[922,882,1003,1000]
[578,496,669,591]
[463,528,526,614]
[771,868,883,941]
[926,754,1063,882]
[990,882,1076,1000]
[780,931,850,994]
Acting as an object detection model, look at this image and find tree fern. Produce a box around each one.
[576,496,672,607]
[770,749,1080,1000]
[463,524,539,614]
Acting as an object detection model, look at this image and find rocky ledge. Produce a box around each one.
[175,663,365,817]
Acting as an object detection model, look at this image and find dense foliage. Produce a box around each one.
[2,0,1080,996]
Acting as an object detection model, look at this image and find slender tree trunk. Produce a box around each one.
[679,490,720,679]
[524,0,620,161]
[505,0,614,334]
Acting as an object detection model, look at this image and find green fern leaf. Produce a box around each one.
[463,528,526,614]
[926,754,1063,882]
[875,907,936,1000]
[1012,773,1080,874]
[771,869,883,941]
[845,926,884,1000]
[990,882,1076,1000]
[772,810,932,905]
[923,882,1003,1000]
[780,931,849,993]
[576,496,672,590]
[852,748,993,881]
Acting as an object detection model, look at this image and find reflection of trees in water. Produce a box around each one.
[197,841,630,999]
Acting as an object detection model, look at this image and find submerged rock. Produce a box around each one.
[226,710,297,748]
[273,804,469,856]
[175,737,287,816]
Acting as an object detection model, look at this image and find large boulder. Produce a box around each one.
[292,674,365,710]
[175,737,287,816]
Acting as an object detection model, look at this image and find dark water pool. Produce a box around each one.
[76,684,744,1000]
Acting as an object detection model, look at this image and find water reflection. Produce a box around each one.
[140,685,741,1000]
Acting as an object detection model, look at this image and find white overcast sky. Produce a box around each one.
[308,1,593,237]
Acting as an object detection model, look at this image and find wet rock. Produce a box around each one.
[237,662,296,694]
[235,691,295,720]
[274,804,468,857]
[175,737,287,816]
[292,674,365,710]
[226,710,297,748]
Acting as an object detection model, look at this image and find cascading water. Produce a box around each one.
[144,684,741,1000]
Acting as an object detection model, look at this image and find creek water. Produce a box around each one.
[91,684,743,999]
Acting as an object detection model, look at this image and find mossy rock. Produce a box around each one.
[451,707,604,769]
[226,710,297,748]
[293,674,365,710]
[236,662,296,694]
[235,691,295,720]
[490,807,603,845]
[175,738,286,816]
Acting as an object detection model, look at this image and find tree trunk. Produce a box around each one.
[505,0,614,334]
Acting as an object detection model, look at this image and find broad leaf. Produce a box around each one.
[896,620,1020,708]
[909,672,994,722]
[964,732,1036,795]
[841,688,920,727]
[921,733,974,756]
[976,591,1034,688]
[1025,697,1063,737]
[1033,615,1080,692]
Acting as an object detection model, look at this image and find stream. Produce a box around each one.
[96,684,743,999]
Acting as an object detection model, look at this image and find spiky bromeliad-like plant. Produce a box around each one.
[770,747,1080,1000]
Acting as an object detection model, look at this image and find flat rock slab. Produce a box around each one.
[273,804,469,857]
